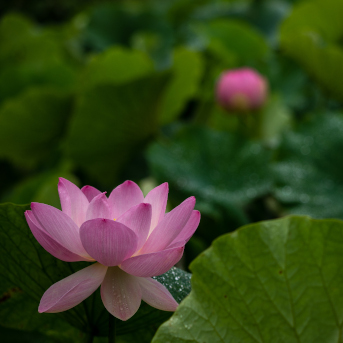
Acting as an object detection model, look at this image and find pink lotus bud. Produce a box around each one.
[216,68,268,112]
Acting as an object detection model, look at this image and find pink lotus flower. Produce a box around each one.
[25,178,200,321]
[216,67,268,112]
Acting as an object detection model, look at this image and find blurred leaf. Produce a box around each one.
[0,63,75,103]
[258,96,291,146]
[147,125,273,228]
[192,19,269,64]
[280,0,343,41]
[0,203,191,340]
[153,215,343,343]
[280,0,343,99]
[78,47,154,91]
[244,0,291,45]
[0,88,72,169]
[65,73,170,187]
[3,164,78,208]
[274,112,343,219]
[0,14,60,65]
[0,326,60,343]
[81,3,172,53]
[0,288,78,343]
[154,0,209,27]
[131,30,174,69]
[208,96,291,145]
[159,48,204,125]
[0,14,76,101]
[116,329,156,343]
[267,54,311,111]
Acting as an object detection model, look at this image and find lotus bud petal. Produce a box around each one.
[216,67,268,112]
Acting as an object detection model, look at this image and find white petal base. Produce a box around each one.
[138,277,178,311]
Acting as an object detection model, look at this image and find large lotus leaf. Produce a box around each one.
[0,326,62,343]
[77,47,154,91]
[274,113,343,219]
[0,14,76,101]
[65,72,169,188]
[159,48,204,125]
[0,88,72,169]
[280,0,343,99]
[241,0,291,44]
[131,30,173,69]
[80,2,172,53]
[0,288,78,343]
[0,203,191,340]
[192,19,269,64]
[80,2,174,68]
[209,96,291,145]
[3,164,78,209]
[153,215,343,343]
[156,0,208,26]
[280,0,343,42]
[147,125,273,227]
[0,14,61,66]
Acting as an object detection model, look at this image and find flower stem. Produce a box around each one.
[108,313,116,343]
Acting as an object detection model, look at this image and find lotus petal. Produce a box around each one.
[86,193,112,221]
[140,197,195,254]
[81,185,102,202]
[169,210,200,246]
[166,240,186,249]
[120,246,184,277]
[80,219,138,266]
[39,263,107,313]
[101,267,141,321]
[31,202,89,258]
[58,178,89,227]
[138,277,178,311]
[108,181,144,218]
[25,211,91,262]
[144,183,168,234]
[117,203,152,252]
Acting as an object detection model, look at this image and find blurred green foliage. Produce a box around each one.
[280,0,343,99]
[1,0,343,341]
